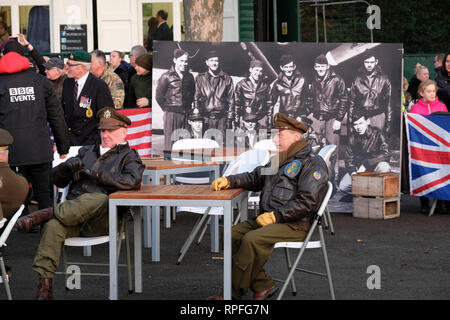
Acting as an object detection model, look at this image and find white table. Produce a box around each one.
[108,185,248,300]
[141,160,221,261]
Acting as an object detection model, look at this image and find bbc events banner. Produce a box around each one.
[152,41,403,212]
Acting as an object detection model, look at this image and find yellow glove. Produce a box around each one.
[211,177,230,191]
[256,211,276,227]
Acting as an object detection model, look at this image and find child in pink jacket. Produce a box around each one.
[409,79,448,115]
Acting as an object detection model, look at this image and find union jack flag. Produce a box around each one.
[405,114,450,200]
[117,107,152,157]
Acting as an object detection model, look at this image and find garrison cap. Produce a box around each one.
[68,50,92,63]
[188,107,203,121]
[242,110,258,122]
[273,112,307,134]
[280,54,294,66]
[314,54,328,65]
[97,107,131,130]
[0,128,13,150]
[205,50,219,60]
[250,59,264,69]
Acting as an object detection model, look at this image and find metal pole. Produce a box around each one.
[273,0,278,42]
[315,1,319,42]
[322,5,327,42]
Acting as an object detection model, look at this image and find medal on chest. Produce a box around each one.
[80,96,93,118]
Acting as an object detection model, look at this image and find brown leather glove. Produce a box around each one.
[211,177,230,191]
[256,211,276,227]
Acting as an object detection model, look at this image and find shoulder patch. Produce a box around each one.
[313,171,322,180]
[284,160,301,178]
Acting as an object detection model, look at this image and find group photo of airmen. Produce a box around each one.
[152,41,403,208]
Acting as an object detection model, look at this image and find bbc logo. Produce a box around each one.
[9,87,34,96]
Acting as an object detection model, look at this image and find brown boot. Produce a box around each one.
[16,207,54,233]
[36,278,53,300]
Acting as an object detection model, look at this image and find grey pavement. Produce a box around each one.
[1,194,449,301]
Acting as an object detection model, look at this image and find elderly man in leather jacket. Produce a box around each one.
[270,55,308,123]
[339,110,391,194]
[16,107,144,300]
[348,52,392,134]
[234,60,272,130]
[194,50,235,132]
[207,113,329,300]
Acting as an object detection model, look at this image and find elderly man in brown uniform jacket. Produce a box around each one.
[0,128,29,222]
[16,108,144,300]
[207,113,329,300]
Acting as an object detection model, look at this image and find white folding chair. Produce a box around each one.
[171,138,220,184]
[55,186,133,294]
[317,144,337,235]
[53,146,95,256]
[273,181,335,300]
[175,149,271,264]
[0,205,25,300]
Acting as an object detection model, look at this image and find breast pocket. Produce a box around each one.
[271,178,296,202]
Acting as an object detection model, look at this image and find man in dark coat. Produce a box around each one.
[61,51,115,146]
[16,107,145,300]
[0,129,29,221]
[348,52,392,135]
[0,41,69,212]
[207,113,329,300]
[308,54,348,184]
[154,10,173,43]
[234,60,272,130]
[155,48,195,150]
[339,110,391,195]
[194,50,235,132]
[270,54,308,124]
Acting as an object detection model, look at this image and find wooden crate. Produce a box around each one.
[353,196,400,219]
[351,172,399,197]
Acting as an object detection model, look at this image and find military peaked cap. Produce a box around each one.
[273,113,307,134]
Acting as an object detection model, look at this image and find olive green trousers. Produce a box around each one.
[32,192,109,279]
[231,219,307,299]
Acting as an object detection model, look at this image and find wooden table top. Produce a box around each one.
[142,159,218,170]
[109,185,246,200]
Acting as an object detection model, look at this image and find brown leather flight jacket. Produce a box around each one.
[53,143,144,201]
[227,144,329,231]
[194,70,235,119]
[155,65,195,114]
[349,66,392,130]
[270,70,307,118]
[234,77,272,123]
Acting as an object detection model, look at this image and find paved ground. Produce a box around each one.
[1,194,449,301]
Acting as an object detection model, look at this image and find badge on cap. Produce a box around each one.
[313,171,321,180]
[284,160,301,178]
[246,107,252,114]
[104,110,112,119]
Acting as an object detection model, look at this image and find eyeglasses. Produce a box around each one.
[66,62,82,67]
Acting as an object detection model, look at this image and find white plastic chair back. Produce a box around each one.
[253,139,277,152]
[52,146,82,168]
[172,139,220,183]
[177,149,270,215]
[318,144,336,167]
[0,205,25,247]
